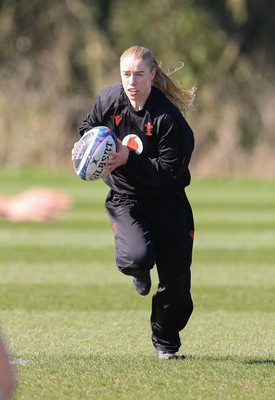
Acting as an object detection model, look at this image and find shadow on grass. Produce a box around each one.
[187,355,275,365]
[243,359,275,365]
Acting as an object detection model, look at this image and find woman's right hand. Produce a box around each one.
[104,139,129,174]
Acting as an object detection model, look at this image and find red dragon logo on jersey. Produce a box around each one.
[144,122,153,136]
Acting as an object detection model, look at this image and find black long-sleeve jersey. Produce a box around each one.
[79,83,195,196]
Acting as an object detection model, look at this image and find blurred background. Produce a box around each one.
[0,0,274,178]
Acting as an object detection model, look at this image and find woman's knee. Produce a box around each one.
[117,247,155,277]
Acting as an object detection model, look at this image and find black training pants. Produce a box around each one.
[105,189,194,353]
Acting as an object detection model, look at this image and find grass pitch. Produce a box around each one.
[0,169,274,400]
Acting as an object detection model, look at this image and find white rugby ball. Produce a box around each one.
[73,126,117,181]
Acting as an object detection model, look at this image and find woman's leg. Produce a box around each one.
[105,191,156,278]
[150,192,194,354]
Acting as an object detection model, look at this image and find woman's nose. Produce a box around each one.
[129,74,136,84]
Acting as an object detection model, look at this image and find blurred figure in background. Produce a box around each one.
[0,187,72,223]
[0,333,17,400]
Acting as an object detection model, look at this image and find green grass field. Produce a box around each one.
[0,169,274,400]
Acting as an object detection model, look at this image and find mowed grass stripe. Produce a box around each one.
[0,283,273,312]
[0,229,114,248]
[193,247,274,265]
[188,178,275,205]
[0,262,273,287]
[195,214,275,230]
[1,228,274,249]
[0,248,273,264]
[0,246,114,263]
[0,262,123,285]
[2,310,272,358]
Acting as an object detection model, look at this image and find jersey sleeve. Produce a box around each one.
[78,83,123,137]
[78,96,103,137]
[123,115,194,188]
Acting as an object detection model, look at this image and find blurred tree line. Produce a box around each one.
[0,0,274,176]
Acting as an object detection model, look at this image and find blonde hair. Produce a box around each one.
[120,46,196,116]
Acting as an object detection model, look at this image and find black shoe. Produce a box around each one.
[133,274,151,296]
[156,350,185,360]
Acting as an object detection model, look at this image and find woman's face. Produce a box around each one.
[120,55,155,110]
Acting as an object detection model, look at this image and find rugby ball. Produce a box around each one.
[73,126,117,181]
